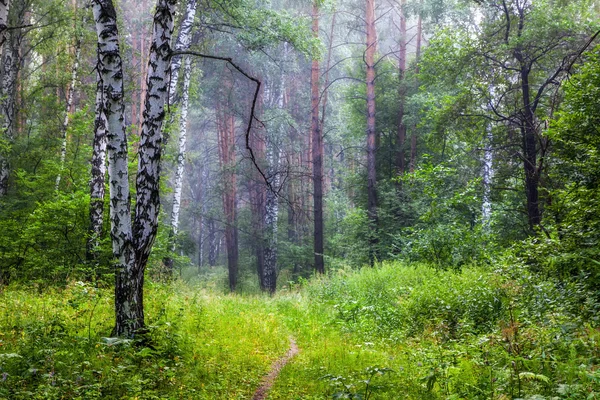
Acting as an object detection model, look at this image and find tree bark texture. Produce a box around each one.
[365,0,378,263]
[93,0,176,337]
[0,0,22,196]
[311,0,324,275]
[87,77,108,263]
[168,0,196,105]
[0,1,10,60]
[263,141,280,294]
[164,55,191,272]
[217,74,238,292]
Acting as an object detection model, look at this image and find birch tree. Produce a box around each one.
[92,0,176,337]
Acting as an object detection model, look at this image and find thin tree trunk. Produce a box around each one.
[482,122,493,229]
[86,76,108,264]
[56,24,83,190]
[409,10,422,173]
[249,83,266,289]
[164,55,191,272]
[168,0,196,106]
[263,143,280,294]
[217,74,238,291]
[311,0,324,274]
[365,0,378,264]
[207,216,216,267]
[396,0,406,176]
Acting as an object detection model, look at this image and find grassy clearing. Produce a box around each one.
[1,262,599,399]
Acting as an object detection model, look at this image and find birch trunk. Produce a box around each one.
[263,143,280,294]
[133,0,176,270]
[164,55,191,272]
[93,0,176,337]
[56,31,82,190]
[168,0,196,105]
[87,77,108,264]
[0,0,20,196]
[482,123,493,228]
[0,1,9,59]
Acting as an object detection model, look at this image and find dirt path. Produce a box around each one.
[251,337,299,400]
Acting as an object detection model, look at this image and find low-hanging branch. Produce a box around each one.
[171,49,277,195]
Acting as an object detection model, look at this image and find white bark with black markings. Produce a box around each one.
[93,0,176,337]
[168,0,196,105]
[56,34,82,191]
[169,55,191,241]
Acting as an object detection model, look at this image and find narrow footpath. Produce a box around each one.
[252,337,299,400]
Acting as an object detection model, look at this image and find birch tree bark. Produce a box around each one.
[87,77,108,264]
[93,0,176,337]
[56,22,83,191]
[164,55,191,272]
[0,0,21,196]
[0,1,9,60]
[263,141,280,294]
[168,0,196,106]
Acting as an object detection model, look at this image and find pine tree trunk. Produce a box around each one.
[311,0,324,274]
[365,0,378,264]
[249,83,266,289]
[396,0,406,176]
[217,75,238,291]
[409,10,422,173]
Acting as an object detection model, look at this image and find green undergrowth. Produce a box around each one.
[1,261,599,399]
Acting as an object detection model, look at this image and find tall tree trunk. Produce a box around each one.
[167,0,196,106]
[93,0,176,337]
[0,0,22,196]
[409,10,422,173]
[365,0,378,264]
[396,0,407,176]
[263,142,280,294]
[0,1,9,58]
[311,0,324,274]
[249,83,266,289]
[56,22,83,190]
[482,122,493,229]
[207,216,217,266]
[217,75,238,292]
[164,55,191,272]
[87,76,108,264]
[520,66,541,229]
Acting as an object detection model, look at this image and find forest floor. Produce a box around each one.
[0,262,599,399]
